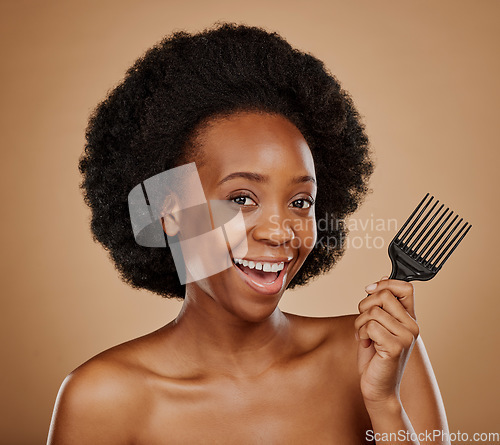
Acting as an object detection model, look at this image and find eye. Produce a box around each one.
[229,193,314,209]
[291,198,315,209]
[230,193,257,207]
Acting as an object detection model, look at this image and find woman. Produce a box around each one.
[48,22,449,444]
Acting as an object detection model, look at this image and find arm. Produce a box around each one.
[47,360,137,445]
[399,335,449,441]
[354,278,450,445]
[364,337,449,445]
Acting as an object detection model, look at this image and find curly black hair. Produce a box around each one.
[78,21,374,301]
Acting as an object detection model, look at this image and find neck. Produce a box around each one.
[166,285,293,378]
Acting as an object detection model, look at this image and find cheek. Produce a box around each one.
[292,216,317,253]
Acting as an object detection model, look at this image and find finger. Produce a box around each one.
[358,320,403,359]
[364,279,415,318]
[358,290,419,337]
[355,306,415,341]
[359,288,411,318]
[380,275,389,281]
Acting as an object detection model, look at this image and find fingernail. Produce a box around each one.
[365,283,377,292]
[355,331,359,341]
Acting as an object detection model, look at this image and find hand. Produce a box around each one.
[354,277,420,409]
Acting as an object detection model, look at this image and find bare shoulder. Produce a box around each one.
[284,311,358,341]
[283,311,359,364]
[282,312,370,424]
[47,338,154,444]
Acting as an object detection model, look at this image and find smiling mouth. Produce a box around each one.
[235,263,281,284]
[233,260,282,284]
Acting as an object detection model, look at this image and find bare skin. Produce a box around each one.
[47,112,449,444]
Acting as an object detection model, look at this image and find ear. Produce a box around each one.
[160,194,181,238]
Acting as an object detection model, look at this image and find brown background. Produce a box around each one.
[1,1,499,443]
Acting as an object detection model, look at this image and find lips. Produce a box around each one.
[235,261,280,283]
[232,259,289,295]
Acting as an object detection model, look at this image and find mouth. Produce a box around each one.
[231,257,290,295]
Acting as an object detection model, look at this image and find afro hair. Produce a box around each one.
[78,21,374,300]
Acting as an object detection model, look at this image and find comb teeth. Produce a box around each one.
[395,193,472,272]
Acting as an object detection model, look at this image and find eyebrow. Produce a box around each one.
[217,171,316,186]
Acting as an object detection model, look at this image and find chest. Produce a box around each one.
[135,363,372,444]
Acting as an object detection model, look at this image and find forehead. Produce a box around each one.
[196,112,315,183]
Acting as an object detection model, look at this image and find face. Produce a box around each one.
[182,111,317,322]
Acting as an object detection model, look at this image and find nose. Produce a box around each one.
[251,206,296,246]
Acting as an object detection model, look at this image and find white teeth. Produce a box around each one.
[233,258,286,272]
